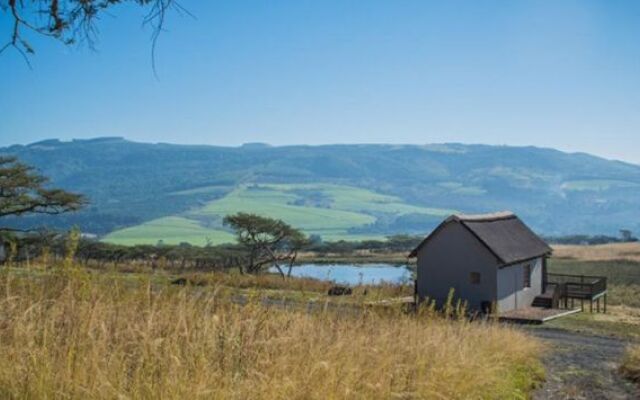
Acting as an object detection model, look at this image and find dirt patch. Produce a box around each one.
[527,327,639,399]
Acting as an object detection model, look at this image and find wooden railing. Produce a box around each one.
[547,273,607,300]
[546,282,566,308]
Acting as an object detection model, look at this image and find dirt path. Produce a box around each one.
[526,327,639,399]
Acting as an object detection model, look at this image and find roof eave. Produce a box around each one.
[498,251,552,268]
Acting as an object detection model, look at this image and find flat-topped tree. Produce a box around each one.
[0,156,85,230]
[223,212,307,277]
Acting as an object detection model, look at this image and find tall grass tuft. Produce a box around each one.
[0,265,544,399]
[621,345,640,383]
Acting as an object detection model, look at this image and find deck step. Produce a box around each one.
[531,295,553,308]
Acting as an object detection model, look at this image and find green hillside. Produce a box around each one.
[3,138,640,241]
[105,184,455,245]
[103,217,235,246]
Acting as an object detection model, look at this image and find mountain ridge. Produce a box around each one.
[2,137,639,243]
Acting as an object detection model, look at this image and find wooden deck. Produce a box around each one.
[546,273,608,313]
[499,307,581,324]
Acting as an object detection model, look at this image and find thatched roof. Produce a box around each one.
[409,211,552,265]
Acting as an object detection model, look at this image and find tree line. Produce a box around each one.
[0,229,422,273]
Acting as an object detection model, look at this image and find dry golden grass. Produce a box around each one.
[552,242,640,262]
[621,345,640,383]
[178,271,412,301]
[593,305,640,325]
[0,265,544,399]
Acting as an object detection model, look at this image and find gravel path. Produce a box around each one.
[526,327,639,399]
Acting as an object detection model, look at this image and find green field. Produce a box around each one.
[545,258,640,338]
[561,179,640,192]
[104,183,455,246]
[103,216,236,246]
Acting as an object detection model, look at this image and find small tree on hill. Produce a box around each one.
[223,212,307,277]
[0,156,85,231]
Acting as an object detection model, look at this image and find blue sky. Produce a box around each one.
[1,1,639,163]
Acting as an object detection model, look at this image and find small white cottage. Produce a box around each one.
[409,212,552,313]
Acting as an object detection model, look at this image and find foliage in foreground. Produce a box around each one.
[621,345,640,383]
[0,267,544,399]
[0,156,84,222]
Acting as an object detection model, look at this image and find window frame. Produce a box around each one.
[470,272,481,285]
[523,264,532,288]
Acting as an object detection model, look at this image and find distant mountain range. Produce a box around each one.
[2,137,639,245]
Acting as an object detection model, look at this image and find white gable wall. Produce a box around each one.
[416,221,500,311]
[496,257,543,312]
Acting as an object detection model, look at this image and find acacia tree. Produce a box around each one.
[0,156,85,231]
[223,212,308,277]
[1,0,180,64]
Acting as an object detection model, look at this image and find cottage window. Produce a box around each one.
[523,264,531,288]
[470,272,481,285]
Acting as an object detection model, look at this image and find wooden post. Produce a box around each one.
[542,257,548,293]
[589,299,593,313]
[604,293,607,313]
[597,298,600,313]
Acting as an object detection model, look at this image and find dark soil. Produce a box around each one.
[526,327,639,399]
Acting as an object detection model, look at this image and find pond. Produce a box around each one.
[269,263,414,286]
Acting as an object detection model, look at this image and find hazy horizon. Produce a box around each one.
[3,136,639,166]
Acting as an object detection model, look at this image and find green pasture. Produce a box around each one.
[103,217,235,246]
[104,183,453,246]
[562,179,640,192]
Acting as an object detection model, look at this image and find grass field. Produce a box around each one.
[548,259,640,308]
[549,242,640,308]
[102,216,235,246]
[104,183,454,246]
[545,244,640,338]
[553,242,640,263]
[0,264,545,399]
[561,179,640,191]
